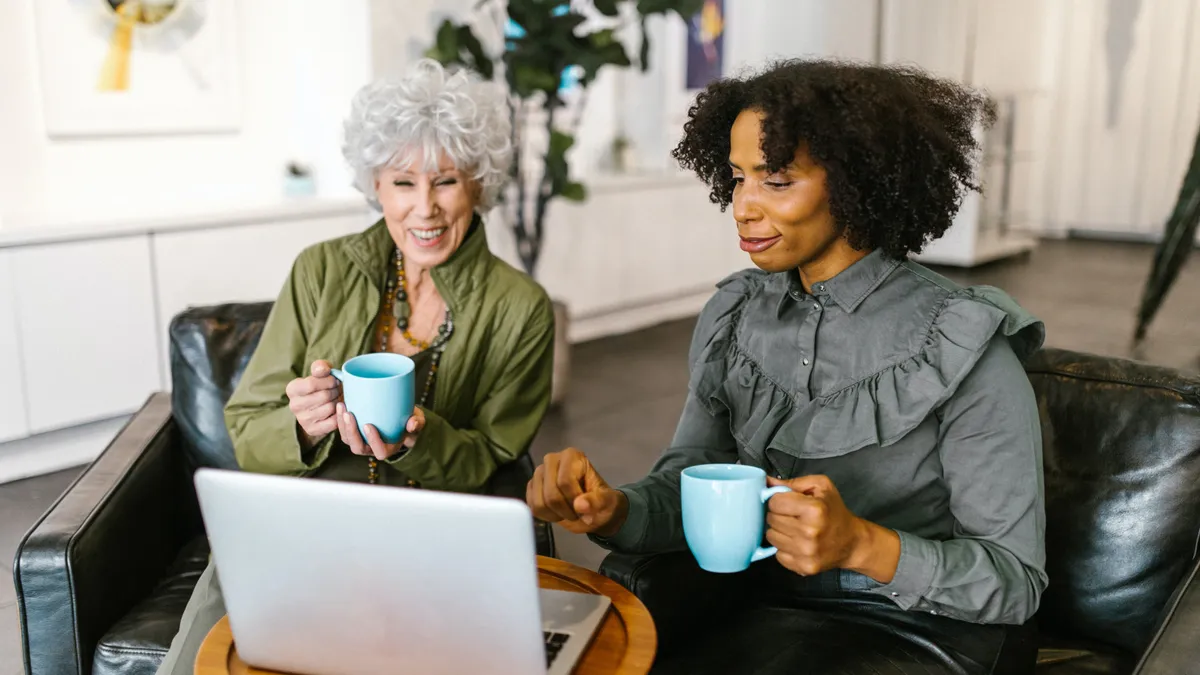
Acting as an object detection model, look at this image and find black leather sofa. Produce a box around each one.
[13,302,555,675]
[599,348,1200,674]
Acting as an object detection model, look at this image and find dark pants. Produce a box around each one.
[650,564,1035,675]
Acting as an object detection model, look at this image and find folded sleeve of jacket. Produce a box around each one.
[225,248,338,475]
[386,300,555,492]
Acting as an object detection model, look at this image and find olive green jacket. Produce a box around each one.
[223,218,555,492]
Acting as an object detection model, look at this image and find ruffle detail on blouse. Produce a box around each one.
[690,280,1045,462]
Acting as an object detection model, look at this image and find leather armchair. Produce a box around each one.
[599,348,1200,674]
[13,302,555,675]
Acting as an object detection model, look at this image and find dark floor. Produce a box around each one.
[0,238,1197,672]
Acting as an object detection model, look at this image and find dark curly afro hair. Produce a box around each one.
[672,58,996,259]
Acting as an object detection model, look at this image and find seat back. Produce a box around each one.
[165,301,552,556]
[1026,348,1200,654]
[168,302,273,470]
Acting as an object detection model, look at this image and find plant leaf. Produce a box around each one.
[638,15,650,70]
[435,19,459,60]
[511,63,560,97]
[549,130,576,156]
[672,0,707,19]
[593,0,620,17]
[456,25,494,79]
[560,181,587,201]
[636,0,704,18]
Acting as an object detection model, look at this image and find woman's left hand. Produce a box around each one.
[765,474,900,582]
[336,403,426,460]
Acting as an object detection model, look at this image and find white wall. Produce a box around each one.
[1041,0,1200,239]
[0,0,371,226]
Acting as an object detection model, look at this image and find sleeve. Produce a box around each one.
[225,248,339,475]
[384,298,555,492]
[592,273,759,554]
[595,393,740,553]
[868,334,1048,625]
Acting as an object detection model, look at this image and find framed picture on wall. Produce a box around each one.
[31,0,241,138]
[685,0,725,90]
[660,0,728,151]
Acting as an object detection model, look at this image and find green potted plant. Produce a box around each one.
[426,0,704,405]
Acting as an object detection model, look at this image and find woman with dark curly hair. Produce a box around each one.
[528,59,1045,673]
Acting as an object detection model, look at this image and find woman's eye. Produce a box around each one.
[436,179,458,187]
[392,180,414,187]
[766,181,793,189]
[732,176,745,185]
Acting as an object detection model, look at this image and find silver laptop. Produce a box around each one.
[194,468,610,675]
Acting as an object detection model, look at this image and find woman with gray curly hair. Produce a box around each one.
[153,59,555,675]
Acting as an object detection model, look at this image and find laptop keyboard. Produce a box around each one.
[544,630,571,665]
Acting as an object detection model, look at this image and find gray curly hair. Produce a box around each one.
[342,59,513,211]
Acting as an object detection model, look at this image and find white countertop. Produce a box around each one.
[0,170,698,249]
[0,195,374,248]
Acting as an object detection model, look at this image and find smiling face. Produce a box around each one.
[728,108,843,274]
[374,148,480,268]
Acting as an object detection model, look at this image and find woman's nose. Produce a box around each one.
[415,185,439,218]
[732,187,760,224]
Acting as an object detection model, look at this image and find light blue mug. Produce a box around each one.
[681,464,792,573]
[330,353,415,444]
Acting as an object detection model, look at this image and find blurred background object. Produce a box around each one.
[1134,119,1200,343]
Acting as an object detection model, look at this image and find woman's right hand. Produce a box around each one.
[286,360,341,442]
[527,448,629,537]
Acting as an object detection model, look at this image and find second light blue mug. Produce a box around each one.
[331,353,415,444]
[681,464,792,573]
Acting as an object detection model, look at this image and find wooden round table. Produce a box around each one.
[195,555,657,674]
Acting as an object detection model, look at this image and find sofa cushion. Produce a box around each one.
[92,536,211,675]
[169,302,274,471]
[1025,349,1200,654]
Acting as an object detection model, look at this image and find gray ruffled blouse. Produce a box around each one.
[598,249,1048,625]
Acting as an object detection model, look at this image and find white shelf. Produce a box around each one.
[0,196,372,249]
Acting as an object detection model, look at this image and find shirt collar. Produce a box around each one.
[777,249,900,315]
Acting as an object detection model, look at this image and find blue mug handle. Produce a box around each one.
[750,485,793,563]
[330,369,345,381]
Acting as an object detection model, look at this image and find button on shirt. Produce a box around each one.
[594,250,1048,625]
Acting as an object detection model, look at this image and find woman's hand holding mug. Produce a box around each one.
[338,404,426,460]
[286,360,341,446]
[764,474,900,582]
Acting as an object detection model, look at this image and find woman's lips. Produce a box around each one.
[739,234,782,253]
[409,227,448,248]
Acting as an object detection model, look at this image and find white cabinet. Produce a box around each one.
[11,237,161,433]
[531,175,742,323]
[0,251,30,442]
[151,212,369,382]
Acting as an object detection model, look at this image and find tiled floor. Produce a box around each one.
[0,238,1197,671]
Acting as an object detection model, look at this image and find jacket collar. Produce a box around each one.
[341,213,494,305]
[777,248,900,316]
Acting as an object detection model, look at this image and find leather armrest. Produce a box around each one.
[1134,554,1200,674]
[489,454,556,559]
[599,550,747,657]
[13,393,204,675]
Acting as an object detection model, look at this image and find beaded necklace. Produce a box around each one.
[367,248,453,484]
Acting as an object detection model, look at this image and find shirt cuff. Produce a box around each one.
[869,530,938,609]
[588,487,649,552]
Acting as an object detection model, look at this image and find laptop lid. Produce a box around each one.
[194,468,548,675]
